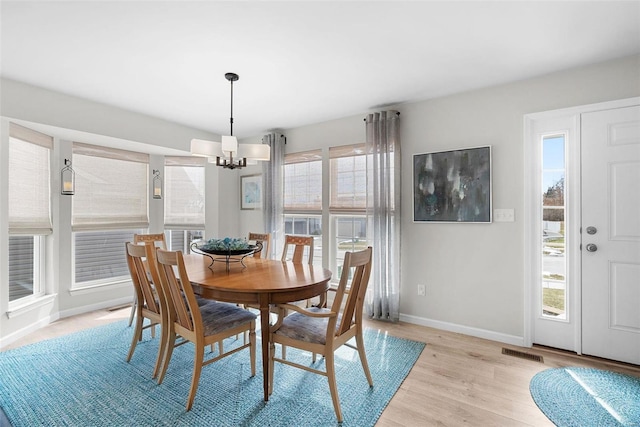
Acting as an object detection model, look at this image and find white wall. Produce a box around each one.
[256,54,640,344]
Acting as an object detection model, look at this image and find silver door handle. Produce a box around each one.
[586,243,598,252]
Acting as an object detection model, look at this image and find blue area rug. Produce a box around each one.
[0,321,424,426]
[530,367,640,427]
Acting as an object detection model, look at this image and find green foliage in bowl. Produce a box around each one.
[201,237,249,251]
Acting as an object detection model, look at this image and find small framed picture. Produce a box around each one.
[241,174,262,210]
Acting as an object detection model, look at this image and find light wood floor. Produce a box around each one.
[3,308,640,426]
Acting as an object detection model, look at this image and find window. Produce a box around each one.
[166,230,204,253]
[8,123,52,302]
[284,150,323,264]
[72,143,149,287]
[164,156,205,229]
[541,135,566,318]
[284,150,322,212]
[330,144,369,277]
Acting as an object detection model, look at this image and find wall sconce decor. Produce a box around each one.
[152,169,162,199]
[61,158,75,195]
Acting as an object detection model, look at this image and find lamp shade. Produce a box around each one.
[221,135,238,156]
[237,143,271,161]
[191,139,224,158]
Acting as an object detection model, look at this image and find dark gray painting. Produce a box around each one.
[413,146,492,222]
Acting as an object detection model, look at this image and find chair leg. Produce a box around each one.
[186,343,205,411]
[156,331,176,385]
[249,325,256,377]
[126,312,143,362]
[152,323,167,379]
[356,331,373,386]
[325,351,343,423]
[128,295,137,326]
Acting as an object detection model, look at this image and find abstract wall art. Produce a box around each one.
[413,146,492,223]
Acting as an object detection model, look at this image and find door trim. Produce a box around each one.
[523,97,640,350]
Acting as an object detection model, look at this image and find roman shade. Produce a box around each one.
[8,123,52,235]
[72,142,149,231]
[164,156,206,229]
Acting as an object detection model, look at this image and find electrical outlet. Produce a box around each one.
[417,284,426,296]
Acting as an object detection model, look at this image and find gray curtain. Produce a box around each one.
[262,133,285,259]
[365,111,401,322]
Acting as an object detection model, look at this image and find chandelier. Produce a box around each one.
[190,72,270,169]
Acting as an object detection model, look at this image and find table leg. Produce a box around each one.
[259,296,270,401]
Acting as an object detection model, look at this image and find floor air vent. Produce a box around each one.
[502,348,544,363]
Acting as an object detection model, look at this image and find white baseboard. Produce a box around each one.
[0,297,132,349]
[399,313,525,347]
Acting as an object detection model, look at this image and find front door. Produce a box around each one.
[581,105,640,365]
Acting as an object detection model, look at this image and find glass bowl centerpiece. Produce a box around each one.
[191,237,261,269]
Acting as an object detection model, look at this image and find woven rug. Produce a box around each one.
[530,367,640,427]
[0,320,424,426]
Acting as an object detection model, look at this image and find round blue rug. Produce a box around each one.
[530,367,640,427]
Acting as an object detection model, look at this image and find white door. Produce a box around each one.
[581,105,640,365]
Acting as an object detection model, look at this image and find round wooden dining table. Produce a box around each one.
[182,254,332,402]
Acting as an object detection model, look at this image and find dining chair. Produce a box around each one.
[269,247,373,423]
[281,234,314,264]
[128,233,167,327]
[248,232,270,259]
[154,248,257,411]
[124,242,166,378]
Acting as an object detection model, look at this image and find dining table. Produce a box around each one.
[182,254,332,401]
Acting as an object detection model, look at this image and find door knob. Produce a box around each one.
[586,243,598,252]
[586,226,597,235]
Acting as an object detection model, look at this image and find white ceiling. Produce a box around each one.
[2,1,639,138]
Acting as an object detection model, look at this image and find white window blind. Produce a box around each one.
[164,156,205,229]
[8,123,53,235]
[329,144,367,212]
[284,149,322,212]
[72,142,149,231]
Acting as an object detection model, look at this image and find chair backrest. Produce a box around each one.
[125,242,162,316]
[281,235,314,264]
[155,248,201,334]
[248,232,270,259]
[134,233,167,249]
[330,247,373,337]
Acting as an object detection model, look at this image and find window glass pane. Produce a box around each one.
[283,159,322,211]
[164,165,205,228]
[74,230,141,285]
[9,236,34,301]
[541,135,566,319]
[334,216,368,279]
[330,155,366,210]
[166,229,204,253]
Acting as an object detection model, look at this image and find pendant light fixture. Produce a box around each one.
[190,72,270,169]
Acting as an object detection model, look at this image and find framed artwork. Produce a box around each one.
[240,174,262,210]
[413,146,492,223]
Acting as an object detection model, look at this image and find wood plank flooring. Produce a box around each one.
[3,308,639,426]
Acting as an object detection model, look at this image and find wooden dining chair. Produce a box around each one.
[154,248,257,411]
[124,242,166,378]
[128,233,167,327]
[281,234,314,264]
[248,232,270,259]
[269,247,373,423]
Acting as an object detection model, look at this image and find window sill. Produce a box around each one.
[6,294,57,319]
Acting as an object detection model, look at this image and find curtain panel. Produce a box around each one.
[365,110,401,322]
[262,133,286,259]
